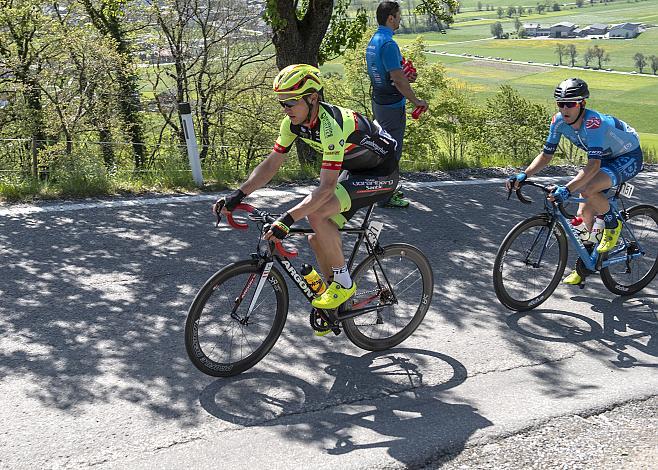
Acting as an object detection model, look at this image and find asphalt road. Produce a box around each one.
[1,173,657,469]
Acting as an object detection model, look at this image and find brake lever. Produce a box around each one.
[213,198,225,227]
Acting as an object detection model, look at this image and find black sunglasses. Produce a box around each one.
[281,95,313,108]
[556,101,581,109]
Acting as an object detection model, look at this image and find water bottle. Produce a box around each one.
[589,216,605,243]
[570,217,589,241]
[300,264,326,295]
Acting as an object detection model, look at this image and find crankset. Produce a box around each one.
[310,308,341,336]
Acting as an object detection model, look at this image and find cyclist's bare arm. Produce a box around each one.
[288,168,340,221]
[238,151,285,195]
[565,158,601,193]
[523,151,553,178]
[390,69,427,108]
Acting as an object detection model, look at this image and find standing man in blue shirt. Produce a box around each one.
[366,1,428,208]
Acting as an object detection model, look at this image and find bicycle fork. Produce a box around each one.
[230,261,273,324]
[525,218,558,268]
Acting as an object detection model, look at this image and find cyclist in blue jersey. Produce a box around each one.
[366,1,428,208]
[507,78,643,285]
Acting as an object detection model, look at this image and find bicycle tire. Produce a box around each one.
[342,243,434,351]
[601,204,658,295]
[185,260,288,377]
[493,215,568,311]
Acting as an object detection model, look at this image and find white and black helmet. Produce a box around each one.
[554,78,589,102]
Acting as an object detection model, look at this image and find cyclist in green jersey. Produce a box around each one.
[216,64,399,311]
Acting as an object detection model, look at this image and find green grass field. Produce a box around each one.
[422,56,658,145]
[417,28,658,72]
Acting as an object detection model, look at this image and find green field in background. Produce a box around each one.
[416,28,658,72]
[424,55,658,140]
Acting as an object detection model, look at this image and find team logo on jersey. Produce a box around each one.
[339,139,345,146]
[585,117,601,129]
[328,144,335,150]
[551,114,558,124]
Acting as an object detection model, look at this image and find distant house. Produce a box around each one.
[608,23,641,39]
[575,23,609,37]
[523,23,551,37]
[523,23,541,36]
[550,22,577,38]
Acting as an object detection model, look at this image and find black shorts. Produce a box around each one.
[330,166,399,228]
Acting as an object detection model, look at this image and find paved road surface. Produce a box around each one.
[1,174,656,468]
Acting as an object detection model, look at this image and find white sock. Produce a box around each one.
[332,264,352,288]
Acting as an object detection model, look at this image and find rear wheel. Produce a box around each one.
[343,244,433,351]
[493,215,568,311]
[601,204,658,295]
[185,260,288,377]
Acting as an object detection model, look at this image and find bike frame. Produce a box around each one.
[533,190,644,272]
[247,205,398,323]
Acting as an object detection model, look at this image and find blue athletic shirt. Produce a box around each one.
[366,26,405,108]
[543,109,640,160]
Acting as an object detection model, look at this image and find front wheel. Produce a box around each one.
[601,204,658,295]
[185,260,289,377]
[493,215,568,311]
[343,243,434,351]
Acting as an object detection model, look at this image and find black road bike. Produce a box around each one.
[185,203,434,377]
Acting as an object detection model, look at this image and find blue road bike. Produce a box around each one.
[493,180,658,311]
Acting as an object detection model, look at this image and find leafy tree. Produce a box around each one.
[576,0,584,6]
[552,2,561,10]
[650,55,658,75]
[567,44,578,66]
[491,22,504,39]
[506,5,516,17]
[146,0,272,165]
[589,45,610,69]
[0,1,51,175]
[555,44,566,65]
[497,6,504,18]
[79,0,147,170]
[517,26,527,38]
[485,85,549,164]
[514,16,522,31]
[536,4,546,14]
[633,52,647,73]
[517,5,525,15]
[477,1,483,10]
[583,48,594,66]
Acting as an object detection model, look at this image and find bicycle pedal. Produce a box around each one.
[332,327,342,336]
[578,281,586,289]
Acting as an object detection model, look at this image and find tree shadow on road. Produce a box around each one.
[199,348,492,468]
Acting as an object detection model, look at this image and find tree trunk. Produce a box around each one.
[81,1,146,170]
[98,128,116,171]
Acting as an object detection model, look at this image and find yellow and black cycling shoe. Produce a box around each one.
[312,281,357,310]
[563,270,582,285]
[597,221,623,253]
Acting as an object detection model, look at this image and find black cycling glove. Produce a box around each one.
[265,213,295,240]
[222,189,246,212]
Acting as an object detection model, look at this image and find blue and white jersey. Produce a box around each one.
[543,109,640,160]
[366,26,405,108]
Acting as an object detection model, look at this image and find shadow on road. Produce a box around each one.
[199,348,492,467]
[506,294,658,370]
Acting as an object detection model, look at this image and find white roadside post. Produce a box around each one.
[178,102,204,186]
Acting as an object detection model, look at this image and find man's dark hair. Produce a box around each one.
[376,1,400,26]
